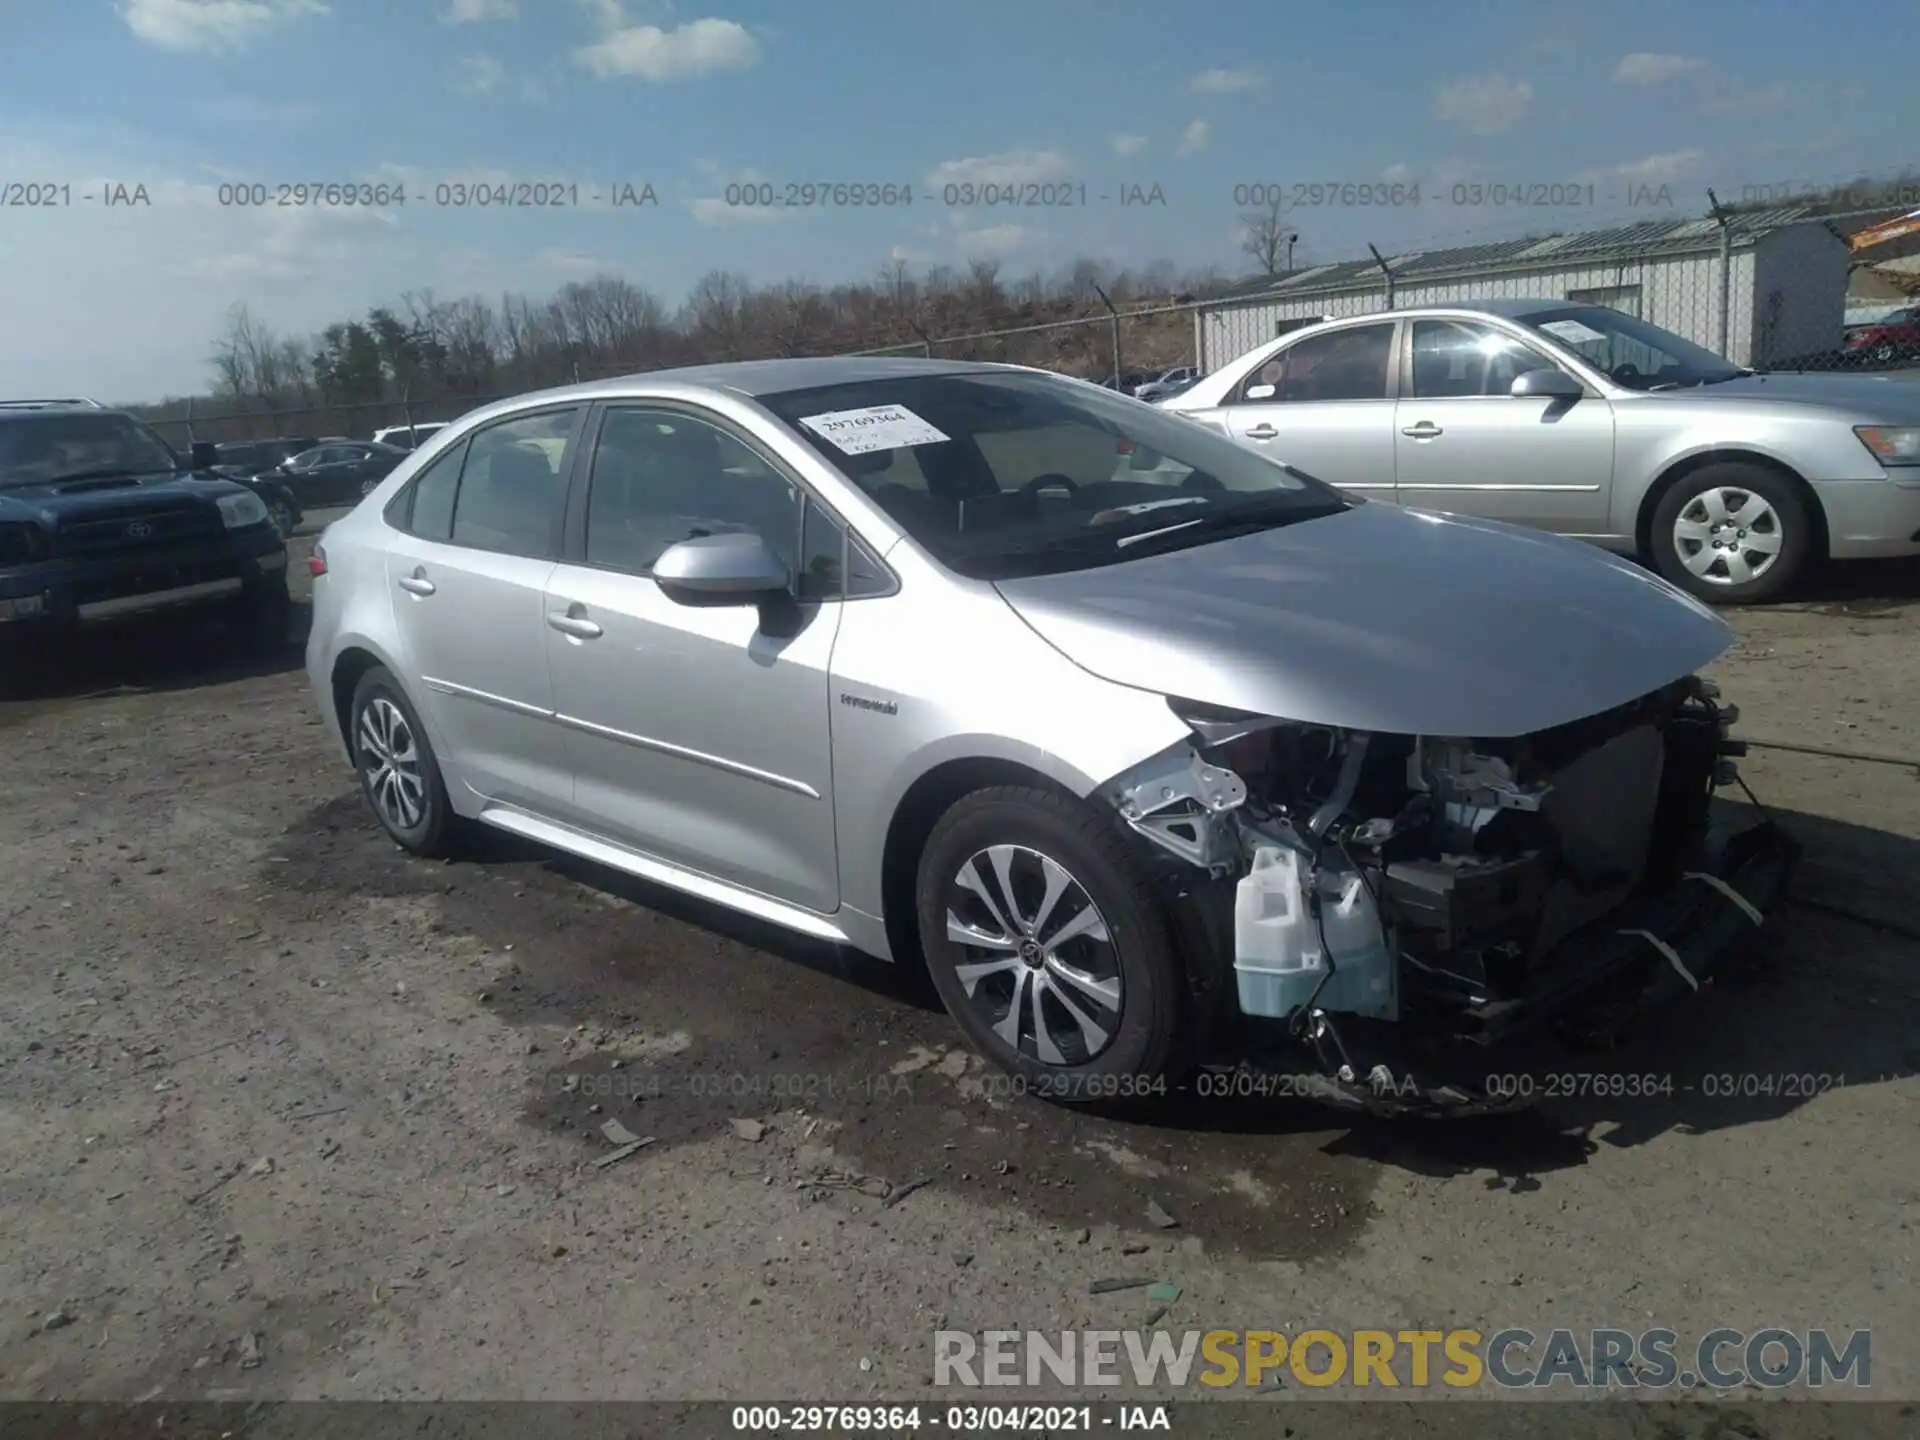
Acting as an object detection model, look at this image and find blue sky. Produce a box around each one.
[1,0,1916,400]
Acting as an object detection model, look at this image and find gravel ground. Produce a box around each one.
[1,521,1916,1411]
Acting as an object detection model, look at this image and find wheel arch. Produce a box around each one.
[877,756,1083,978]
[1636,449,1830,564]
[328,646,386,753]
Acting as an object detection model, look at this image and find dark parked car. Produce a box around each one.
[0,400,290,677]
[213,437,321,475]
[264,441,409,506]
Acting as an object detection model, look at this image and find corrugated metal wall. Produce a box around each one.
[1200,247,1749,370]
[1749,225,1849,365]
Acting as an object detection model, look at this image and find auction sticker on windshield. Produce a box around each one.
[1538,319,1608,345]
[799,405,950,455]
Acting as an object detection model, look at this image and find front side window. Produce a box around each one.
[1409,321,1554,398]
[448,408,578,556]
[0,414,179,488]
[1240,322,1395,404]
[760,370,1348,580]
[583,406,800,574]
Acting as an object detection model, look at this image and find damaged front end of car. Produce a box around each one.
[1094,677,1800,1117]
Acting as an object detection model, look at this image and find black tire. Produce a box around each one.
[232,569,293,653]
[348,665,461,857]
[1873,343,1895,365]
[915,785,1189,1100]
[1648,463,1814,605]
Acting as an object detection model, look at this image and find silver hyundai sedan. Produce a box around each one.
[306,358,1796,1113]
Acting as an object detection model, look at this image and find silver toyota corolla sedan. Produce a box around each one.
[1161,299,1920,604]
[306,357,1796,1113]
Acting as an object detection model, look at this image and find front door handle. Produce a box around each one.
[397,571,436,596]
[1402,421,1444,439]
[547,609,603,640]
[1244,424,1279,440]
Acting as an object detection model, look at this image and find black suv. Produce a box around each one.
[0,400,291,669]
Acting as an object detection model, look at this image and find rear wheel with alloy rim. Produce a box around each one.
[349,665,461,856]
[916,785,1187,1099]
[1649,462,1813,605]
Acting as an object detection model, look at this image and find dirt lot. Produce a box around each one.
[1,519,1917,1413]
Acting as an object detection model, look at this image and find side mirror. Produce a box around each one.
[1127,444,1165,471]
[189,440,219,469]
[1510,368,1583,400]
[653,531,792,608]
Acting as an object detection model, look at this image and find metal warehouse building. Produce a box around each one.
[1196,206,1848,372]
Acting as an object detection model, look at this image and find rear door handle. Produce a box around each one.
[397,571,436,596]
[1244,424,1278,440]
[547,610,603,640]
[1402,422,1444,439]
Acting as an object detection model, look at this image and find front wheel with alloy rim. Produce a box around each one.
[1649,462,1814,605]
[349,666,462,856]
[915,785,1188,1099]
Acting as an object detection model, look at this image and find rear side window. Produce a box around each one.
[1241,322,1395,403]
[449,409,579,557]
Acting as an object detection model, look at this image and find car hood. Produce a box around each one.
[1683,372,1920,416]
[992,502,1733,738]
[0,469,240,519]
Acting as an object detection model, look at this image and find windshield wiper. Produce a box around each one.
[1112,496,1348,553]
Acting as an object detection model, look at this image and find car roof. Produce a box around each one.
[1304,297,1582,326]
[481,355,1020,410]
[0,405,133,422]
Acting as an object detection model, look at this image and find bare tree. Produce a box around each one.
[1239,194,1299,277]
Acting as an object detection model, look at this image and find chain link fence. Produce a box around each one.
[139,204,1920,445]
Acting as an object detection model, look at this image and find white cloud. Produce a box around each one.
[118,0,327,54]
[953,224,1039,259]
[1382,162,1415,184]
[575,16,760,81]
[446,0,516,19]
[1612,52,1706,86]
[531,248,607,277]
[1433,72,1533,135]
[1612,148,1708,184]
[451,55,507,95]
[1175,120,1209,157]
[1190,68,1261,94]
[1111,134,1148,157]
[925,149,1072,188]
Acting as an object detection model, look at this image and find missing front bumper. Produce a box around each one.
[1211,806,1799,1118]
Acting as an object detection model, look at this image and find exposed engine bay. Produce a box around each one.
[1097,676,1798,1116]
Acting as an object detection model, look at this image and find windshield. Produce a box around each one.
[1520,305,1745,391]
[759,370,1349,578]
[0,413,180,488]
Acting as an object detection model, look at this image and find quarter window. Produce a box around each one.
[392,438,466,540]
